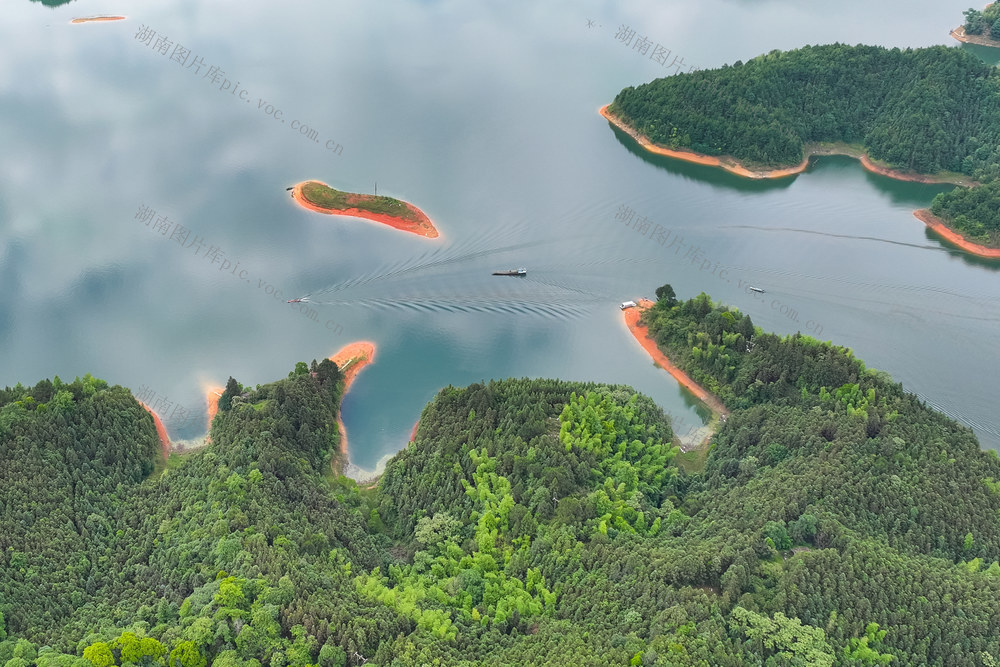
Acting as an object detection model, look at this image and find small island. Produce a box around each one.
[952,4,1000,47]
[70,16,126,23]
[606,43,1000,257]
[291,180,439,239]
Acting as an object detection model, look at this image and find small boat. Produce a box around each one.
[749,286,765,293]
[287,298,306,303]
[492,268,527,276]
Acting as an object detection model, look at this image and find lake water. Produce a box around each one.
[2,0,997,474]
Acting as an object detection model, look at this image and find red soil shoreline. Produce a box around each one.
[203,384,224,443]
[601,105,810,179]
[600,105,971,186]
[327,341,377,474]
[138,400,171,460]
[623,299,729,420]
[291,181,439,239]
[409,420,419,443]
[71,16,125,23]
[914,209,1000,259]
[950,24,1000,47]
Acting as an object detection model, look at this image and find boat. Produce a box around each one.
[492,268,527,276]
[749,286,765,293]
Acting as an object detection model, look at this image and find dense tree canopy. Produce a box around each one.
[931,179,1000,246]
[610,43,1000,177]
[4,300,1000,664]
[963,4,1000,37]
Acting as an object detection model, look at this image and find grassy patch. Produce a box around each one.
[153,447,201,478]
[301,182,418,222]
[803,141,866,158]
[676,445,709,474]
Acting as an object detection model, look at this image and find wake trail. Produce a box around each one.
[721,224,946,253]
[319,296,593,320]
[308,235,570,299]
[304,218,531,298]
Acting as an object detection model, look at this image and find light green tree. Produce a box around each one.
[843,623,894,665]
[731,606,835,666]
[168,641,206,667]
[82,643,115,667]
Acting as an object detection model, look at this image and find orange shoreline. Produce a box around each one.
[203,384,224,443]
[71,16,126,23]
[601,105,810,179]
[204,385,223,427]
[291,181,439,239]
[137,400,171,460]
[623,299,729,420]
[950,24,1000,47]
[914,209,1000,259]
[327,341,377,473]
[600,105,971,186]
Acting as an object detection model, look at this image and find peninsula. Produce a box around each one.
[951,4,1000,47]
[622,297,727,451]
[7,312,1000,663]
[914,209,1000,258]
[291,180,439,239]
[606,43,1000,256]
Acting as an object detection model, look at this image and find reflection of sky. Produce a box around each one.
[2,0,999,465]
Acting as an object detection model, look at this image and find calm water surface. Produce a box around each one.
[1,0,997,473]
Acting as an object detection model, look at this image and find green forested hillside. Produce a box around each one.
[609,43,1000,247]
[3,294,1000,665]
[609,44,1000,177]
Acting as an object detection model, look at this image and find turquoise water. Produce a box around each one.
[2,0,998,473]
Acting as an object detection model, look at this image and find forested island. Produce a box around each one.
[606,43,1000,252]
[291,181,439,239]
[4,287,1000,664]
[952,4,1000,47]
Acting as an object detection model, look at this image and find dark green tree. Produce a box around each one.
[965,8,986,34]
[655,283,678,306]
[217,376,240,412]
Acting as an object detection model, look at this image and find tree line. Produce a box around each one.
[3,296,1000,664]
